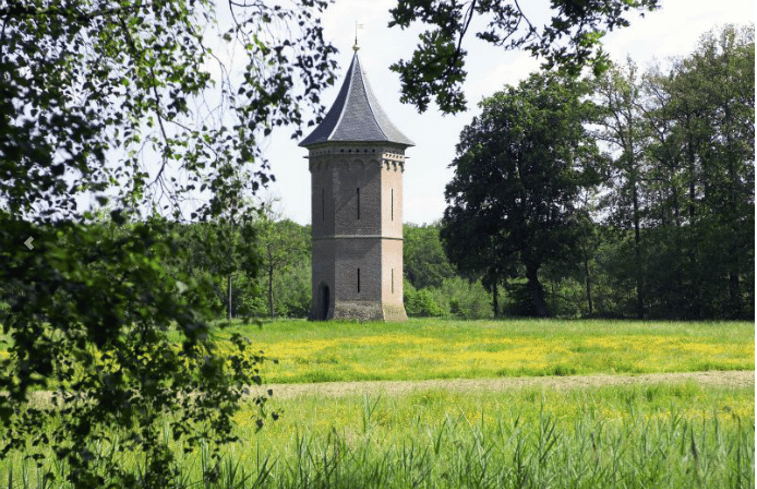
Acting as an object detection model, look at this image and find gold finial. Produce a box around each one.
[353,22,364,52]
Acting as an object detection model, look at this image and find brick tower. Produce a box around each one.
[299,47,413,321]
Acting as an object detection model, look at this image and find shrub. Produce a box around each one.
[439,277,492,319]
[404,281,446,317]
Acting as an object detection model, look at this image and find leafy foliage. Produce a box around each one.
[388,0,659,113]
[170,217,261,320]
[437,24,753,320]
[169,217,311,320]
[403,281,446,317]
[403,223,455,290]
[0,0,337,220]
[256,218,311,319]
[0,0,336,486]
[593,59,649,318]
[593,24,754,319]
[1,216,275,487]
[442,72,602,317]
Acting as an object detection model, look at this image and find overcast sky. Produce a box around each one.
[258,0,754,226]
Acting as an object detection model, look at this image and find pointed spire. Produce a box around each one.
[299,51,414,148]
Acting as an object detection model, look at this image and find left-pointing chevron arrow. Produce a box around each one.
[24,237,34,250]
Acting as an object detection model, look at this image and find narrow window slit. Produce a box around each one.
[391,189,394,221]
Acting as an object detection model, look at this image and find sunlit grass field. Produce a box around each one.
[210,318,754,384]
[2,318,754,488]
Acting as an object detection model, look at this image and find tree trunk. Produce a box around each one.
[491,279,498,318]
[268,265,275,320]
[723,101,744,319]
[550,278,557,315]
[632,179,644,319]
[672,187,681,228]
[227,273,233,321]
[584,255,593,316]
[729,271,742,318]
[525,264,548,317]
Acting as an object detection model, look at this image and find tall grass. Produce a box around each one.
[240,382,754,488]
[4,382,753,488]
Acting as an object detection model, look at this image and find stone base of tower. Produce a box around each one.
[331,301,408,322]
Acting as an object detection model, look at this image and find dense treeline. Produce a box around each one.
[165,215,311,321]
[584,25,754,320]
[592,24,752,319]
[440,24,754,320]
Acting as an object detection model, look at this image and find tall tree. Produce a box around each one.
[0,0,336,485]
[388,0,659,113]
[635,61,703,316]
[403,223,456,290]
[593,24,754,319]
[594,59,650,318]
[441,72,601,317]
[665,24,755,317]
[257,217,310,319]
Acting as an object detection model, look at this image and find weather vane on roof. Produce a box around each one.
[353,22,364,52]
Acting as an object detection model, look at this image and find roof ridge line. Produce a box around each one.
[358,56,390,142]
[326,53,358,142]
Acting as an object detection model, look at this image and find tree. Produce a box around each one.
[256,217,310,319]
[647,24,754,318]
[403,223,455,290]
[0,0,336,486]
[680,25,754,318]
[388,0,659,113]
[589,24,754,319]
[269,245,311,318]
[173,218,260,320]
[594,59,650,318]
[441,72,601,317]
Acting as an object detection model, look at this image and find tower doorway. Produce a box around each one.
[317,283,330,320]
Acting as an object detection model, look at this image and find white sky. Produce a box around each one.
[259,0,755,226]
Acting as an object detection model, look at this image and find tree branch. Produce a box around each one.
[455,0,477,57]
[0,2,147,24]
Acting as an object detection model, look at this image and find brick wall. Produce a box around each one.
[308,143,408,321]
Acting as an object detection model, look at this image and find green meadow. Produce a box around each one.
[211,318,754,384]
[2,318,754,488]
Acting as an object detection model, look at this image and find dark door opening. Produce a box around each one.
[319,283,330,320]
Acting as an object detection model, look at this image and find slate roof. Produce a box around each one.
[299,51,414,148]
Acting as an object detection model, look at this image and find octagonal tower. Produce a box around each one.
[299,49,413,321]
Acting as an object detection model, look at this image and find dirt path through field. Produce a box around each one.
[22,371,753,407]
[267,370,754,399]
